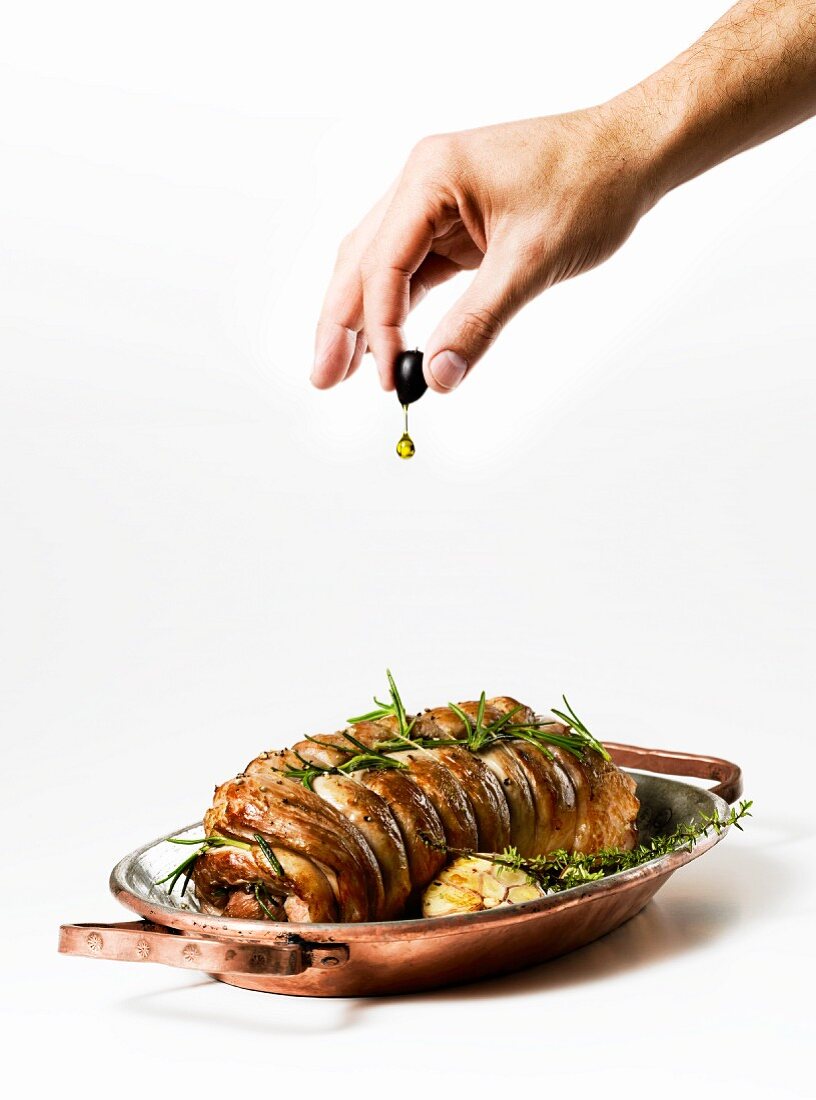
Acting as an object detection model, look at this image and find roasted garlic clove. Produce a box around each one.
[422,856,545,918]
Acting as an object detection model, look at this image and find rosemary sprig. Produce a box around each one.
[158,831,287,897]
[159,826,292,919]
[156,833,252,896]
[253,832,284,877]
[337,728,411,774]
[281,736,409,790]
[310,671,609,786]
[344,752,409,773]
[444,691,609,763]
[550,696,610,761]
[424,800,753,894]
[282,757,327,791]
[347,668,420,744]
[373,735,461,753]
[254,882,282,920]
[447,694,557,755]
[448,692,491,752]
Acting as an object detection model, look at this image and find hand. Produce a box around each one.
[311,108,658,394]
[312,0,816,396]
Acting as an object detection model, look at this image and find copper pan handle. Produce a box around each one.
[606,743,743,804]
[58,920,348,975]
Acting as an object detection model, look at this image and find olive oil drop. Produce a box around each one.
[396,404,415,460]
[394,349,427,461]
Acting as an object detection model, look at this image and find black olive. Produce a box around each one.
[395,349,427,406]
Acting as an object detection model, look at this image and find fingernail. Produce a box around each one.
[428,350,467,391]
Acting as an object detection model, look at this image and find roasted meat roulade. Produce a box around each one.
[188,686,639,923]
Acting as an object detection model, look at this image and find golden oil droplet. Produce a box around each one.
[396,433,415,459]
[396,403,415,459]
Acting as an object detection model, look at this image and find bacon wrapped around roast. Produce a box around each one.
[192,694,639,923]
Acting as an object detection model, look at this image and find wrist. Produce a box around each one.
[602,75,698,210]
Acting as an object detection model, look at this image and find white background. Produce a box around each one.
[2,1,814,1095]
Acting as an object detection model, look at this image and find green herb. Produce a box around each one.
[253,832,284,877]
[347,668,421,747]
[448,692,498,752]
[343,752,409,773]
[158,831,288,897]
[283,670,440,789]
[448,697,493,749]
[157,833,252,897]
[281,737,409,790]
[372,734,460,753]
[351,672,610,765]
[281,748,327,791]
[445,693,576,759]
[282,670,626,794]
[479,696,609,762]
[550,696,610,760]
[158,831,288,920]
[423,800,753,894]
[337,725,412,774]
[254,882,282,920]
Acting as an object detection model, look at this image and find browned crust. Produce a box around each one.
[194,696,639,924]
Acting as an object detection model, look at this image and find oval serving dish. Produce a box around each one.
[59,743,742,997]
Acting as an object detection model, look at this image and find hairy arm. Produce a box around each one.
[637,0,816,193]
[313,1,816,393]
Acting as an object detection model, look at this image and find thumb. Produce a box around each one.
[424,236,532,393]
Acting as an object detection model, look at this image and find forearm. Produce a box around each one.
[617,0,816,203]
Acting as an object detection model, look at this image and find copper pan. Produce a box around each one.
[58,744,742,997]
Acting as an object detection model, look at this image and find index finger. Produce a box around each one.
[312,182,399,389]
[360,187,438,389]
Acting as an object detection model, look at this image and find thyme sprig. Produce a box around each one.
[423,800,753,895]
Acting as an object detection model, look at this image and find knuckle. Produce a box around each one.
[411,132,442,156]
[409,132,452,171]
[460,305,504,347]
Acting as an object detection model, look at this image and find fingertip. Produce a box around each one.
[426,349,468,393]
[310,353,346,389]
[424,360,445,393]
[378,366,396,392]
[312,322,357,390]
[310,368,336,390]
[369,338,401,392]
